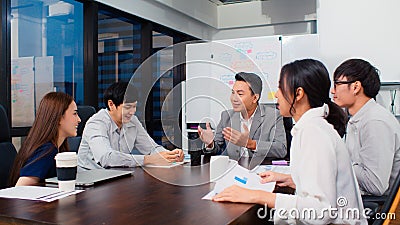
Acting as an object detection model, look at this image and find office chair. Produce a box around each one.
[282,117,293,160]
[77,105,96,136]
[67,105,96,152]
[0,104,17,189]
[370,171,400,225]
[381,187,400,225]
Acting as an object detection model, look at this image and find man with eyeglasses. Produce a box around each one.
[331,58,400,197]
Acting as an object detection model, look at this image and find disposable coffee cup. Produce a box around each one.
[210,155,229,182]
[55,152,77,192]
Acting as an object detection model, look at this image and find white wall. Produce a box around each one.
[95,0,316,41]
[154,0,218,28]
[317,0,400,81]
[218,1,272,29]
[213,0,316,40]
[212,22,315,40]
[218,0,315,29]
[94,0,216,40]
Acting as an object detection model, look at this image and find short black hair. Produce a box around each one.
[235,72,262,97]
[103,81,138,110]
[334,59,381,98]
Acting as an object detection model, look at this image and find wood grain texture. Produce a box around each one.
[0,157,275,225]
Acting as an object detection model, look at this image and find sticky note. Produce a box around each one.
[267,91,275,99]
[234,176,248,184]
[272,160,288,166]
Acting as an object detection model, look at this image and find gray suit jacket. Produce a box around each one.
[205,104,287,160]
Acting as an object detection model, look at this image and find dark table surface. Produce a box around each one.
[0,156,279,225]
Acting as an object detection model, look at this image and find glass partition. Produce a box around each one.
[97,10,142,109]
[10,0,83,127]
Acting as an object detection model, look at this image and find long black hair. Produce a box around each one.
[279,59,347,137]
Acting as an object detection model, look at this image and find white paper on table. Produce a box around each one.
[202,190,218,200]
[0,186,84,202]
[144,161,186,168]
[252,165,291,175]
[202,164,276,200]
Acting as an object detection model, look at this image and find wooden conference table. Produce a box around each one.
[0,156,277,225]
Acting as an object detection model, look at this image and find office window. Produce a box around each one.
[151,31,174,147]
[10,0,83,127]
[94,6,194,149]
[97,10,141,109]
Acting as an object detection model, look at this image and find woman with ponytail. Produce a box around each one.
[213,59,366,225]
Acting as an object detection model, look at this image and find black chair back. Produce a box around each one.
[67,105,96,152]
[283,117,293,160]
[0,105,17,189]
[67,136,82,152]
[0,105,11,143]
[77,105,96,136]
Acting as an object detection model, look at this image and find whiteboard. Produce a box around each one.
[34,56,54,110]
[11,57,35,127]
[213,36,281,102]
[282,34,322,67]
[185,36,282,123]
[186,43,221,124]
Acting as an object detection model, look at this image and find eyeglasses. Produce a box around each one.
[333,80,356,89]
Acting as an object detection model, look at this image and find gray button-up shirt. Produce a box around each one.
[346,99,400,196]
[78,109,166,169]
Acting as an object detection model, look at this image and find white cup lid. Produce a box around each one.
[55,152,77,161]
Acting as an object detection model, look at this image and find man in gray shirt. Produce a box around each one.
[78,82,184,169]
[198,72,287,160]
[331,58,400,196]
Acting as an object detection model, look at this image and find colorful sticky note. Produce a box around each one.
[267,91,275,99]
[234,176,248,184]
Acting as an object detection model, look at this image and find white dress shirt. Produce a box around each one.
[274,105,366,225]
[78,109,166,169]
[204,104,287,159]
[346,99,400,196]
[239,108,256,157]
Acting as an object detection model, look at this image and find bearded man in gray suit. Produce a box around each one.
[198,72,287,160]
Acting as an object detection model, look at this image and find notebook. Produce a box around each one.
[45,169,133,186]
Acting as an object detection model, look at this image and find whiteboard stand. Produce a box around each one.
[377,82,400,117]
[181,81,188,153]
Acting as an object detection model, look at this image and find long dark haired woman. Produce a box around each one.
[9,92,81,186]
[212,59,367,224]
